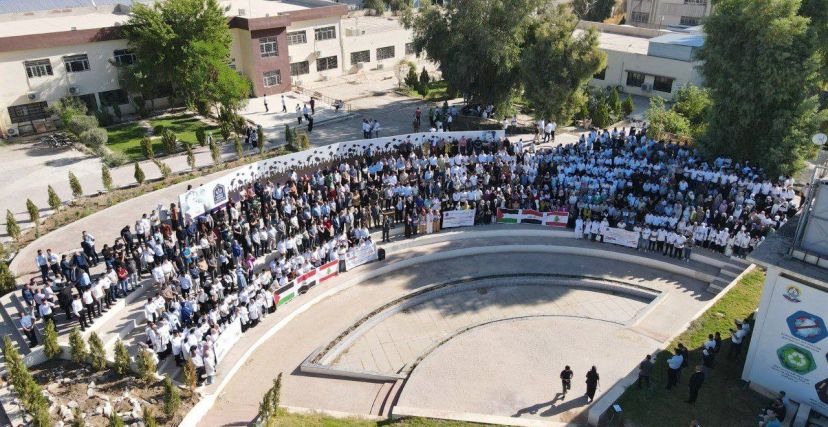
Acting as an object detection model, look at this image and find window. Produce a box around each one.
[290,61,310,76]
[405,42,415,55]
[113,49,136,66]
[263,70,281,87]
[593,67,606,80]
[259,37,278,57]
[25,59,53,78]
[653,75,675,93]
[626,71,646,87]
[7,102,48,124]
[314,26,336,41]
[74,94,98,112]
[350,50,370,64]
[98,89,129,107]
[630,12,649,23]
[679,16,701,26]
[316,56,338,71]
[63,54,90,73]
[287,31,307,45]
[376,46,395,61]
[684,0,707,4]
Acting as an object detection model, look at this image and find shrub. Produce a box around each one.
[112,104,122,121]
[257,126,265,154]
[622,94,634,118]
[94,108,114,127]
[140,137,154,159]
[113,339,131,375]
[134,162,146,185]
[608,87,621,115]
[69,171,83,197]
[163,375,180,417]
[234,135,243,159]
[47,185,62,212]
[43,321,61,359]
[196,127,207,147]
[645,96,692,140]
[109,412,125,427]
[69,327,88,364]
[72,407,86,427]
[88,332,107,371]
[152,124,165,136]
[419,67,430,89]
[142,406,158,427]
[209,141,221,165]
[101,149,129,168]
[5,210,20,241]
[0,262,15,296]
[80,127,108,148]
[161,130,177,155]
[183,358,197,395]
[404,65,419,88]
[295,132,310,151]
[25,199,39,223]
[185,142,196,170]
[284,124,294,147]
[135,346,157,383]
[101,164,113,191]
[67,115,98,139]
[153,159,172,178]
[592,101,612,128]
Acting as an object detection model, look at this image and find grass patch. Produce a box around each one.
[400,81,453,102]
[106,114,218,161]
[614,269,768,427]
[266,411,485,427]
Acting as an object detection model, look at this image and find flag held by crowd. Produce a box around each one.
[496,208,568,227]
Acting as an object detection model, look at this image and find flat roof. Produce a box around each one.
[340,15,405,34]
[749,215,828,285]
[591,30,650,55]
[649,32,705,48]
[222,0,310,18]
[0,10,129,38]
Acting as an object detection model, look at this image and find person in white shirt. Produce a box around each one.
[728,323,748,359]
[72,294,88,330]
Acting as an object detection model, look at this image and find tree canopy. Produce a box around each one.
[520,5,605,122]
[123,0,250,113]
[697,0,827,175]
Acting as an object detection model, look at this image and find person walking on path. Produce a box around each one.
[281,95,287,113]
[686,365,705,404]
[382,215,391,242]
[296,104,303,125]
[637,354,654,389]
[310,97,316,115]
[264,96,269,112]
[560,365,573,398]
[585,366,600,402]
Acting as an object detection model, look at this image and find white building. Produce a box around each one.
[745,174,828,426]
[626,0,713,29]
[0,0,416,136]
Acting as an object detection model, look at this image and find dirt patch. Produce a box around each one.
[30,359,194,426]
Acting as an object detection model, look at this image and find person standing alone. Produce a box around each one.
[560,365,573,398]
[585,366,600,402]
[686,365,705,404]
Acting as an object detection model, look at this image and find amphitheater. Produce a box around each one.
[0,131,753,427]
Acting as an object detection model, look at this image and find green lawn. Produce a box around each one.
[401,81,453,102]
[266,412,487,427]
[614,269,768,427]
[106,114,218,161]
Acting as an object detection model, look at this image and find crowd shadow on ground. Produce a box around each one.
[513,393,590,418]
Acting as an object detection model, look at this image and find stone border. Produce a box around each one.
[179,238,726,427]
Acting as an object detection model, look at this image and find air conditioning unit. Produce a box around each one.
[7,127,18,137]
[313,50,321,57]
[27,92,39,100]
[68,86,80,95]
[376,63,384,70]
[641,83,652,92]
[356,62,364,70]
[238,8,246,16]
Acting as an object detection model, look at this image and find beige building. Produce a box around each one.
[0,0,417,137]
[626,0,712,29]
[582,22,704,100]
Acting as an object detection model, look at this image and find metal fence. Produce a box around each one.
[291,84,352,113]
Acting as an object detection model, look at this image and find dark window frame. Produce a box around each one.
[653,75,675,93]
[626,71,646,87]
[25,59,53,78]
[316,56,338,71]
[350,50,370,64]
[314,26,336,41]
[290,61,310,76]
[63,54,90,73]
[259,37,279,58]
[376,46,395,61]
[287,31,307,45]
[8,102,49,124]
[263,70,282,87]
[113,49,136,66]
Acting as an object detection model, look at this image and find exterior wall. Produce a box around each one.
[341,22,416,74]
[285,16,344,84]
[0,39,129,134]
[588,49,703,100]
[627,0,712,28]
[246,27,292,96]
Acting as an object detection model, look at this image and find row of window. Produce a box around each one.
[24,50,136,78]
[283,26,337,48]
[630,11,702,25]
[626,71,675,92]
[350,45,400,64]
[8,89,129,124]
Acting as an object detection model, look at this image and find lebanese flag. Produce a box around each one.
[318,260,339,282]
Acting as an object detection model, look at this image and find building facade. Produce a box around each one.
[626,0,713,29]
[0,0,416,136]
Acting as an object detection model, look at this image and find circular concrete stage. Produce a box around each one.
[396,316,658,425]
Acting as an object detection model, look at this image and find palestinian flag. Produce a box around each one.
[496,208,544,224]
[496,208,520,223]
[318,260,339,282]
[275,282,296,306]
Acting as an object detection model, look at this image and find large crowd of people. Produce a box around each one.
[19,123,799,386]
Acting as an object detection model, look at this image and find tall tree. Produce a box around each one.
[697,0,826,175]
[123,0,250,112]
[521,5,605,123]
[799,0,828,85]
[405,0,540,108]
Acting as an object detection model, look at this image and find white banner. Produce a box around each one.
[442,209,476,228]
[344,242,378,271]
[602,227,639,248]
[214,318,243,363]
[179,131,505,220]
[746,276,828,414]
